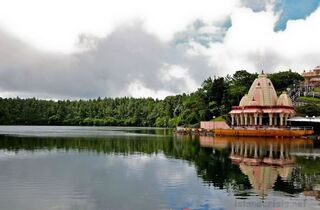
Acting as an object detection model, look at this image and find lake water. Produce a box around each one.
[0,126,319,210]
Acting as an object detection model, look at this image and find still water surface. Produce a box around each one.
[0,126,319,210]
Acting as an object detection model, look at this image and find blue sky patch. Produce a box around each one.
[173,18,232,48]
[242,0,320,31]
[274,0,320,31]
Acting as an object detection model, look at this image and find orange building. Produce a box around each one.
[302,66,320,86]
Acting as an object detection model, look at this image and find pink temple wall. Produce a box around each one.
[200,121,230,130]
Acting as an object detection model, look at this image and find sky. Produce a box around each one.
[0,0,320,99]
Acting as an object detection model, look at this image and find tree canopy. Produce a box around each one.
[0,70,306,127]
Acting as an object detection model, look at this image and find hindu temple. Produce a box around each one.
[229,72,295,127]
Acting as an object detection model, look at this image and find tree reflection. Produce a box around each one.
[0,134,319,199]
[200,136,320,199]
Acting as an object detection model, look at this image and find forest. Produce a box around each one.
[0,70,306,127]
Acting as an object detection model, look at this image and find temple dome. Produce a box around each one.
[249,99,259,106]
[277,91,293,106]
[239,94,249,107]
[244,73,278,106]
[277,166,293,181]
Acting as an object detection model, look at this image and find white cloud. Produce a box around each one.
[0,24,212,99]
[1,0,320,99]
[198,6,320,76]
[198,25,222,35]
[160,64,198,93]
[0,0,239,53]
[127,80,174,99]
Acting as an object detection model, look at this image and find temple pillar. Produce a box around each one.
[254,143,258,158]
[231,143,235,155]
[259,144,263,156]
[235,115,239,126]
[259,114,263,125]
[279,113,284,126]
[284,114,288,125]
[244,114,248,126]
[280,143,284,159]
[254,114,258,126]
[269,113,273,126]
[244,143,248,157]
[249,114,253,125]
[240,114,244,125]
[231,114,234,126]
[274,115,277,126]
[285,146,290,158]
[269,143,273,158]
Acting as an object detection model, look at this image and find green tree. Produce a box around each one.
[268,70,304,91]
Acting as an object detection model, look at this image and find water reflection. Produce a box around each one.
[200,136,320,201]
[0,131,319,209]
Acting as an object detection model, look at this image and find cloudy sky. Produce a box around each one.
[0,0,320,99]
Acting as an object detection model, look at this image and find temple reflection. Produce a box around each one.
[199,136,314,197]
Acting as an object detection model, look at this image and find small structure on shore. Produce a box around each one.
[229,72,295,127]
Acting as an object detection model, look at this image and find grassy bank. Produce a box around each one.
[297,96,320,104]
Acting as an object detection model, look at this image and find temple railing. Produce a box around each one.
[287,126,314,131]
[230,126,313,131]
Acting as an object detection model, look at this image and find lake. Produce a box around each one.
[0,126,319,210]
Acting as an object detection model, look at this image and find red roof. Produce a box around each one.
[229,105,295,115]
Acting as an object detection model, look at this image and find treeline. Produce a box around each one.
[0,70,303,127]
